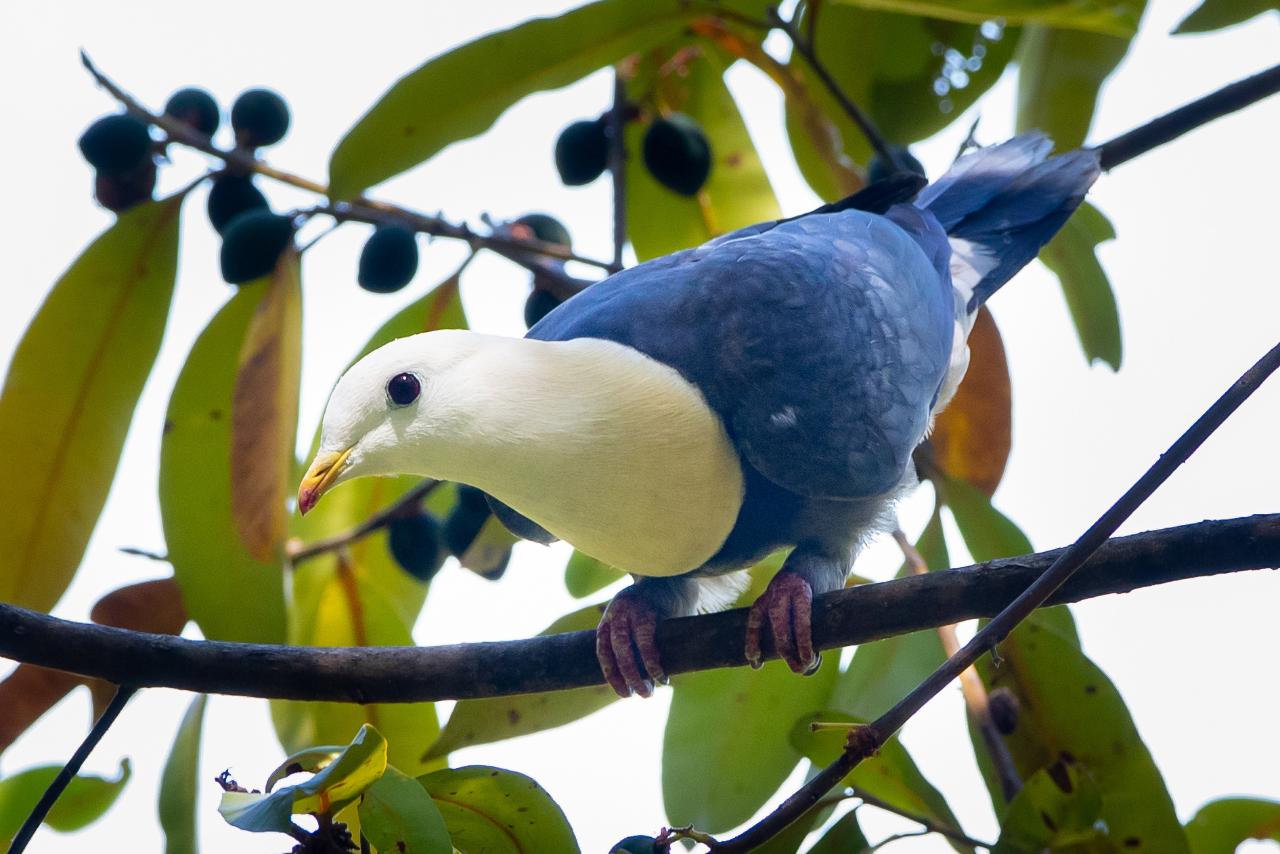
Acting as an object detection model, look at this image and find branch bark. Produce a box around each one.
[0,515,1275,704]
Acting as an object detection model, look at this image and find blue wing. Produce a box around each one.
[529,208,955,500]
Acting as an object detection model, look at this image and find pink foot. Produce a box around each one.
[596,592,668,698]
[744,569,821,674]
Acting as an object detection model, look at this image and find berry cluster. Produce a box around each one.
[385,485,511,583]
[554,111,712,197]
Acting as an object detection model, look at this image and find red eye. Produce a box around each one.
[387,372,421,406]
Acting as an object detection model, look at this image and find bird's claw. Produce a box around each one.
[596,593,667,698]
[744,569,821,674]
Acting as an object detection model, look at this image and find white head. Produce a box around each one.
[297,330,481,513]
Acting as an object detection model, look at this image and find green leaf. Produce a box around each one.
[219,724,388,832]
[1174,0,1278,33]
[1039,202,1122,370]
[426,603,615,759]
[785,5,1018,198]
[831,511,948,719]
[663,657,838,833]
[160,282,287,644]
[973,621,1189,851]
[1185,797,1280,853]
[159,694,208,854]
[793,712,972,853]
[0,759,131,842]
[626,43,781,260]
[0,194,183,613]
[418,765,579,854]
[992,758,1104,853]
[807,810,871,854]
[831,0,1143,36]
[359,766,452,854]
[563,551,624,598]
[328,0,698,199]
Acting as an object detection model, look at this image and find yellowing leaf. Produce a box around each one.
[929,308,1012,495]
[230,249,303,561]
[161,286,286,644]
[328,0,698,199]
[0,195,183,612]
[418,765,579,854]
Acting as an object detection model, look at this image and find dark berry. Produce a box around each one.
[524,288,562,328]
[610,836,662,854]
[207,175,269,234]
[231,89,290,147]
[642,113,711,196]
[78,114,153,176]
[513,213,571,249]
[388,512,447,582]
[444,488,491,557]
[94,158,157,213]
[987,687,1020,735]
[164,88,220,136]
[868,145,926,184]
[554,118,608,186]
[358,225,419,294]
[219,210,295,284]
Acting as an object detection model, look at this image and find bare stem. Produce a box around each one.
[715,338,1280,852]
[608,69,628,272]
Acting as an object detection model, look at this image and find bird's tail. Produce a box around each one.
[918,133,1101,312]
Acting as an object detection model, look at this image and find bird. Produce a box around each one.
[298,133,1100,699]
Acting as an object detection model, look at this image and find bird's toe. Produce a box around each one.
[745,569,820,674]
[596,594,664,698]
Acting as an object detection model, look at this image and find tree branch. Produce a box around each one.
[0,515,1275,704]
[716,338,1280,852]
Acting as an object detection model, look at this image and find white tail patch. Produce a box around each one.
[694,570,752,613]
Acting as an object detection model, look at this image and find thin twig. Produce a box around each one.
[118,546,169,562]
[0,515,1275,703]
[714,338,1280,852]
[78,51,615,278]
[867,829,930,851]
[853,786,991,850]
[1095,63,1280,170]
[893,526,1022,802]
[608,69,628,273]
[767,8,900,170]
[7,684,137,854]
[287,479,441,566]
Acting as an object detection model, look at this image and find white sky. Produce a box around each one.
[0,1,1277,852]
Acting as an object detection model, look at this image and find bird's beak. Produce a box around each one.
[297,447,353,515]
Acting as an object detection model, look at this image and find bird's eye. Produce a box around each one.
[386,372,421,407]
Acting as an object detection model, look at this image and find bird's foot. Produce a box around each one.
[596,590,668,699]
[744,569,821,674]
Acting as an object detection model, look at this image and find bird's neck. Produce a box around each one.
[413,333,745,576]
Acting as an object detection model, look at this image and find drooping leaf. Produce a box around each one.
[991,758,1104,853]
[625,43,781,260]
[158,694,208,854]
[161,285,286,644]
[0,666,88,756]
[785,4,1018,198]
[229,249,303,561]
[219,724,388,833]
[0,759,131,843]
[1185,797,1280,853]
[358,766,452,854]
[1039,202,1122,370]
[426,603,616,759]
[563,551,624,598]
[1174,0,1278,33]
[928,308,1011,494]
[793,712,972,853]
[831,511,948,719]
[663,657,839,833]
[418,765,579,854]
[807,810,871,854]
[831,0,1143,36]
[90,577,188,634]
[973,620,1189,851]
[328,0,701,199]
[0,194,183,613]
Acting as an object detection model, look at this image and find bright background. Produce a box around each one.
[0,1,1277,851]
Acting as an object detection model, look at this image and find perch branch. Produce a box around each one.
[286,479,441,566]
[78,51,614,278]
[0,514,1276,703]
[714,338,1280,852]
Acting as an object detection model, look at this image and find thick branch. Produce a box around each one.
[0,515,1275,703]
